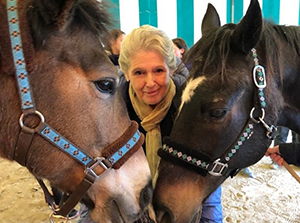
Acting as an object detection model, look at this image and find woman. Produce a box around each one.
[119,25,223,223]
[105,29,125,66]
[172,37,188,59]
[78,25,222,223]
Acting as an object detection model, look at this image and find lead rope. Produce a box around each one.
[282,161,300,183]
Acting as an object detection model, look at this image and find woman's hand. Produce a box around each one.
[265,145,284,166]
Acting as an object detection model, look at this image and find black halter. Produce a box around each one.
[158,48,277,177]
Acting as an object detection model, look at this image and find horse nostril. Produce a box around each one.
[154,203,175,223]
[139,180,153,210]
[160,211,173,223]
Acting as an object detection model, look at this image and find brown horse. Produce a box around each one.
[153,0,300,222]
[0,0,152,222]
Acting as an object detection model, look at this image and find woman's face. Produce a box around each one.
[174,43,183,59]
[126,50,171,105]
[111,34,125,54]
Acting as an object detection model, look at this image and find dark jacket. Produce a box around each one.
[171,57,189,89]
[109,53,119,66]
[279,143,300,166]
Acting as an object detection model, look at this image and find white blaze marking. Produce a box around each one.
[178,76,206,114]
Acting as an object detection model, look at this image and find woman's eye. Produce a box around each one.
[134,70,143,75]
[95,78,116,94]
[155,68,164,73]
[209,109,227,119]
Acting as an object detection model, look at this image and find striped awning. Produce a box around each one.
[104,0,300,47]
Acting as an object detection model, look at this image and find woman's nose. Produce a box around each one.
[145,73,155,87]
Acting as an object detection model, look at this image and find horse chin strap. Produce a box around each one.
[6,0,144,219]
[158,48,277,178]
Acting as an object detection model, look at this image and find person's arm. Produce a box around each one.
[266,143,300,166]
[279,143,300,166]
[266,145,284,165]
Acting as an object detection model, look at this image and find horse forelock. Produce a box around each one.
[178,76,206,114]
[185,24,234,83]
[28,0,111,49]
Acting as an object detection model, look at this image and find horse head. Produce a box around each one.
[153,0,298,222]
[0,0,152,222]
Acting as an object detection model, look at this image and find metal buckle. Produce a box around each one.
[250,107,265,124]
[85,157,111,180]
[49,212,69,223]
[19,110,45,133]
[258,117,277,139]
[208,158,228,177]
[253,65,266,88]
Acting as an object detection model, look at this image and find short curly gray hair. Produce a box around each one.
[119,25,177,75]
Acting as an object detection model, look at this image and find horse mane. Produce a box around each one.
[184,20,300,87]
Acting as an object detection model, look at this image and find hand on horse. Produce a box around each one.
[265,145,284,166]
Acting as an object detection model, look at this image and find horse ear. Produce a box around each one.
[232,0,263,54]
[201,3,221,35]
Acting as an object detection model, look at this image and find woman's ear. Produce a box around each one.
[180,48,185,55]
[125,73,130,82]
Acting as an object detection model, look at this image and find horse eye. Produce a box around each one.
[209,109,227,119]
[95,78,116,94]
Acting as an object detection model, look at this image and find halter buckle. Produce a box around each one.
[19,110,45,133]
[85,157,111,180]
[208,158,228,177]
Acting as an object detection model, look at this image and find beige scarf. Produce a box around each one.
[129,79,176,180]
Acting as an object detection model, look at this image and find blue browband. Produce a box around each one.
[6,0,142,219]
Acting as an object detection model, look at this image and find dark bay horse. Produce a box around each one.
[0,0,152,222]
[153,0,300,222]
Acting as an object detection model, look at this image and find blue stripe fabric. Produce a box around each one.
[262,0,280,24]
[177,0,194,48]
[227,0,233,23]
[139,0,158,27]
[299,2,300,25]
[107,0,300,45]
[108,0,300,46]
[234,0,244,23]
[7,0,34,110]
[105,0,121,29]
[298,4,300,26]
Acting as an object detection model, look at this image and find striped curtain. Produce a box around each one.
[103,0,300,47]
